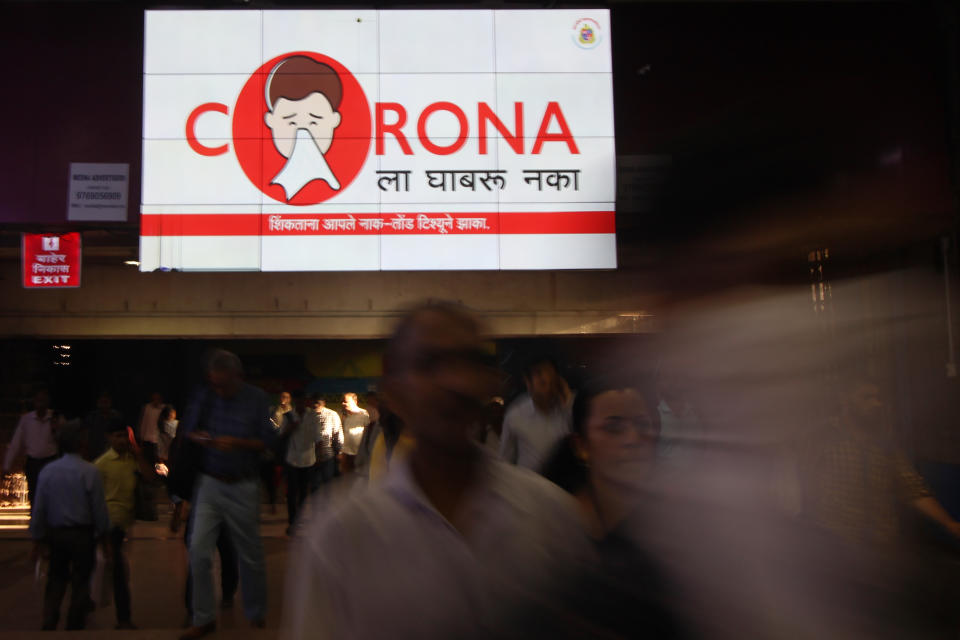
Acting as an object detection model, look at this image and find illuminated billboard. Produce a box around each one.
[140,10,615,271]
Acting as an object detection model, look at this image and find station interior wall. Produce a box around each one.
[0,260,657,339]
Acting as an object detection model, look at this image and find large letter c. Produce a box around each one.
[186,103,229,156]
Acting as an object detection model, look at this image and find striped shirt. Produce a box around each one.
[316,407,343,462]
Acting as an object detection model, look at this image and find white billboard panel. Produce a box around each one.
[141,9,615,271]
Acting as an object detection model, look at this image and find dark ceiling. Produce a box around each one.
[0,1,956,281]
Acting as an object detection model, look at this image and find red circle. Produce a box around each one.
[233,52,371,206]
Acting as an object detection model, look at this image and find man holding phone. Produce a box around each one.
[179,350,275,640]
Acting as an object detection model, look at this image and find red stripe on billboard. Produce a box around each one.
[141,211,614,236]
[500,211,614,234]
[140,214,260,236]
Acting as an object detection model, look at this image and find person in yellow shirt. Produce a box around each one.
[95,425,154,630]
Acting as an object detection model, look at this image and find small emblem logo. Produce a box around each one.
[573,18,602,49]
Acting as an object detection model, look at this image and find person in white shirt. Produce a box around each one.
[284,302,591,640]
[499,357,574,473]
[281,393,321,534]
[136,391,164,464]
[338,393,369,474]
[353,394,380,480]
[3,389,63,510]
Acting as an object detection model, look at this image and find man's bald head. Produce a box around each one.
[384,302,482,378]
[206,349,244,398]
[383,302,496,453]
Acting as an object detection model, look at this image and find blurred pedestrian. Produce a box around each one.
[82,390,123,461]
[281,392,321,535]
[94,424,156,629]
[799,378,960,545]
[367,405,412,484]
[157,404,184,531]
[285,302,590,639]
[264,391,293,514]
[791,377,960,635]
[499,356,573,472]
[136,391,164,465]
[338,392,369,474]
[165,406,239,627]
[312,398,342,492]
[157,404,179,463]
[182,504,239,627]
[353,393,380,481]
[474,397,505,455]
[29,421,110,631]
[4,388,64,511]
[271,391,294,428]
[179,350,274,639]
[542,378,687,637]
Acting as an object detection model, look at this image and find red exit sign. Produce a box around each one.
[22,233,81,288]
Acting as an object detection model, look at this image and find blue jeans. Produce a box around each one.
[184,505,238,616]
[189,475,266,626]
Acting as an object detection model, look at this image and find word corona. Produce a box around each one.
[375,101,578,156]
[188,101,578,158]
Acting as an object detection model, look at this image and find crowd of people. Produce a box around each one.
[4,301,960,638]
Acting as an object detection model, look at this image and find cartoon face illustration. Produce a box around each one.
[264,56,343,156]
[263,55,345,199]
[265,92,342,157]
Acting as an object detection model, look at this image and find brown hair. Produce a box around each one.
[266,56,343,111]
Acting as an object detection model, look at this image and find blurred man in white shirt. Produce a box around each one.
[285,303,590,639]
[4,389,63,510]
[281,393,321,534]
[338,393,369,474]
[137,391,164,463]
[499,358,573,473]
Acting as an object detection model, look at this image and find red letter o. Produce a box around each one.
[417,102,468,155]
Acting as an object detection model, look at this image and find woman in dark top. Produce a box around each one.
[542,377,689,639]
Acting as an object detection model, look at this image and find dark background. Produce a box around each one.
[0,1,958,461]
[0,1,955,264]
[0,334,655,427]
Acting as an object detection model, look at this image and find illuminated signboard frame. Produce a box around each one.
[141,10,615,271]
